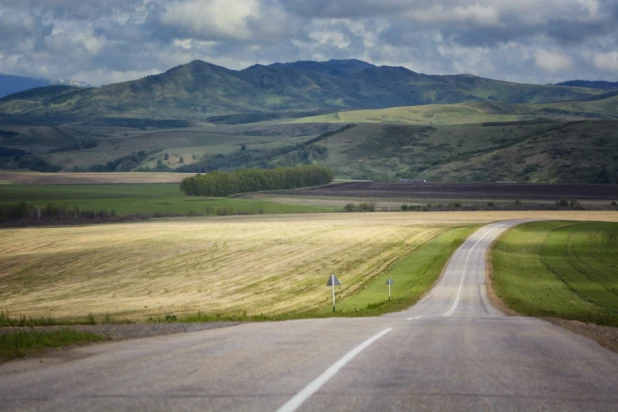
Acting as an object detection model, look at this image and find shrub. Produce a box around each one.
[358,202,376,212]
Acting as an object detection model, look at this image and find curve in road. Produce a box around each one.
[1,220,617,412]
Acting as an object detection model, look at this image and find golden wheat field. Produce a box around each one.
[1,211,617,321]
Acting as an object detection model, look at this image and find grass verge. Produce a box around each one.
[491,221,618,327]
[0,329,107,363]
[317,225,479,316]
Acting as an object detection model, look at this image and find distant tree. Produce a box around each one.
[164,153,169,161]
[556,199,568,208]
[179,156,184,164]
[358,202,376,212]
[192,154,196,160]
[157,159,163,166]
[401,204,409,211]
[180,165,334,196]
[240,144,246,152]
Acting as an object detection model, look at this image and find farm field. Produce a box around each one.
[0,172,193,185]
[491,221,618,326]
[2,211,618,323]
[0,214,465,321]
[272,181,618,202]
[0,183,334,217]
[0,183,183,201]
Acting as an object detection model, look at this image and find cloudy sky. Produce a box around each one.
[0,0,617,86]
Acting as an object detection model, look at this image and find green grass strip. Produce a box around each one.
[491,221,618,326]
[0,329,107,362]
[323,225,480,316]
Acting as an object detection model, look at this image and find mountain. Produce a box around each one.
[268,59,376,76]
[0,74,52,98]
[555,80,618,90]
[0,60,605,125]
[0,74,91,98]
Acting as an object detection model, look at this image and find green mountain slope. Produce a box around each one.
[0,60,604,124]
[283,93,618,126]
[177,120,618,183]
[305,120,618,183]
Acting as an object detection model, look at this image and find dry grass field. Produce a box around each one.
[0,172,193,185]
[1,211,618,322]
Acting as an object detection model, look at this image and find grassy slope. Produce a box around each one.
[491,221,618,326]
[282,96,618,126]
[1,122,338,172]
[281,120,618,182]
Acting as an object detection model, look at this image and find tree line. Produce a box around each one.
[0,202,120,225]
[180,165,334,196]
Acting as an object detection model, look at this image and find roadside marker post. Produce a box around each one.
[326,273,341,312]
[386,277,394,301]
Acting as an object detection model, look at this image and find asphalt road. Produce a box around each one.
[2,220,618,411]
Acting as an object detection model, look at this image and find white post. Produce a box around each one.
[388,283,391,301]
[331,274,336,312]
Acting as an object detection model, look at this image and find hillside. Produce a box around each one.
[0,60,604,125]
[282,94,618,126]
[555,80,618,90]
[175,120,618,184]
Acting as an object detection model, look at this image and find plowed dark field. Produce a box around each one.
[273,182,618,201]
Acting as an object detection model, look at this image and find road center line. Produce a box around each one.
[443,223,506,317]
[407,315,423,320]
[276,328,393,412]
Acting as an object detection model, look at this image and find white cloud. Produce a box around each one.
[158,0,260,41]
[407,4,501,26]
[590,51,618,71]
[0,0,616,85]
[534,49,573,73]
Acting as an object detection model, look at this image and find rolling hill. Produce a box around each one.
[0,60,605,125]
[0,59,616,184]
[0,74,91,98]
[555,80,618,90]
[174,120,618,184]
[281,94,618,126]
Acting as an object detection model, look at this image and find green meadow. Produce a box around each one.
[491,221,618,326]
[0,183,335,217]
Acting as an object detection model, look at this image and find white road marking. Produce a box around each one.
[407,316,423,320]
[276,328,393,412]
[443,223,506,317]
